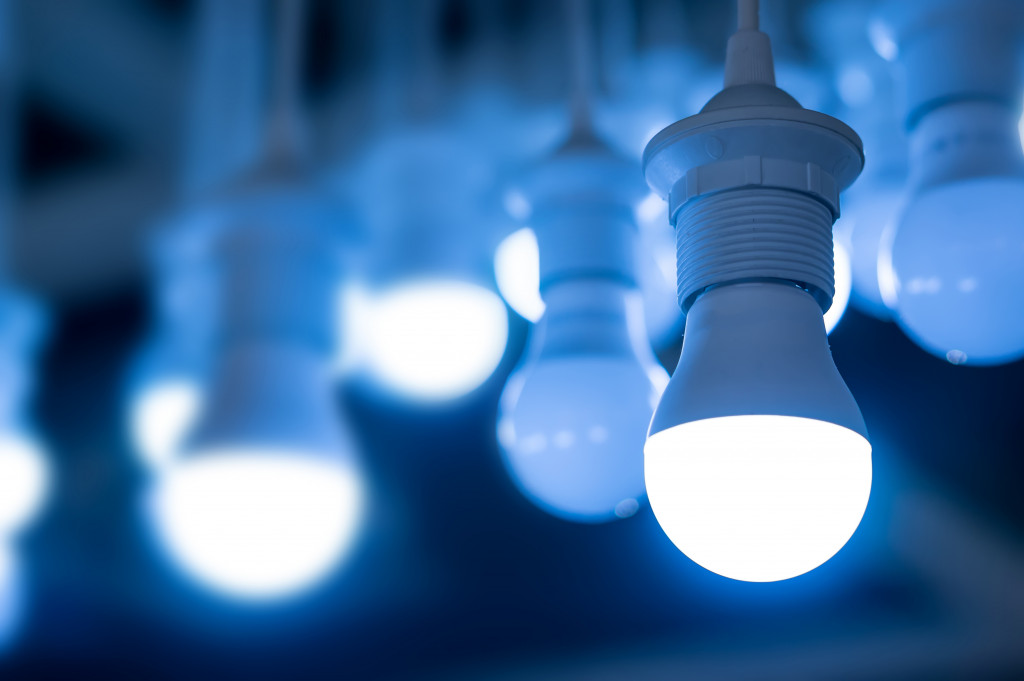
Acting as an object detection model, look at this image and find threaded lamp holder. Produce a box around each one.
[643,84,863,314]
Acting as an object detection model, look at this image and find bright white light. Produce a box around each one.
[494,228,544,323]
[131,380,202,470]
[645,415,871,582]
[0,435,49,536]
[635,192,666,224]
[365,280,509,401]
[825,240,852,335]
[150,452,363,601]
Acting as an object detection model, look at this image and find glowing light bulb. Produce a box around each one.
[0,435,48,536]
[875,0,1024,365]
[149,191,365,601]
[645,284,871,582]
[499,281,667,522]
[363,279,509,401]
[642,10,870,580]
[150,343,364,601]
[882,102,1024,365]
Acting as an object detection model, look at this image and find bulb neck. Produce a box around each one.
[675,188,836,313]
[531,279,648,360]
[648,282,867,438]
[186,341,345,460]
[890,0,1024,130]
[211,211,341,355]
[908,101,1024,190]
[534,204,638,291]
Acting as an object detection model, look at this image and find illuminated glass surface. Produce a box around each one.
[646,415,872,582]
[150,452,363,601]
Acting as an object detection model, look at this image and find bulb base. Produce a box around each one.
[676,188,835,312]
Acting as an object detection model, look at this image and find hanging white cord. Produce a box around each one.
[738,0,759,32]
[565,0,597,136]
[265,0,306,161]
[724,0,775,87]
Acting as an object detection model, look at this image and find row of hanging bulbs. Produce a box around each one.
[131,0,1024,598]
[0,0,1020,607]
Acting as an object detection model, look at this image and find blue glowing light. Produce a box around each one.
[498,283,668,522]
[883,177,1024,365]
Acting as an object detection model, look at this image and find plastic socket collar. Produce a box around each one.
[873,0,1024,129]
[514,133,648,290]
[643,56,863,313]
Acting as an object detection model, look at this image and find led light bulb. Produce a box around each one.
[150,193,364,602]
[882,106,1024,365]
[645,284,871,582]
[150,343,363,601]
[876,0,1024,365]
[498,136,667,522]
[500,281,667,522]
[347,128,510,401]
[642,12,870,581]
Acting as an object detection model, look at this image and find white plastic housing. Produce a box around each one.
[646,284,871,582]
[149,193,364,602]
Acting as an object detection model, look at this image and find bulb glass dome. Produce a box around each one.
[364,279,509,401]
[645,284,871,582]
[150,452,362,601]
[885,177,1024,365]
[646,415,871,582]
[499,282,668,522]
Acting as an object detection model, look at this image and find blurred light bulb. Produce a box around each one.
[150,344,364,601]
[646,284,871,582]
[130,379,202,471]
[876,0,1024,364]
[883,102,1024,365]
[364,279,509,401]
[499,280,667,522]
[0,435,49,536]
